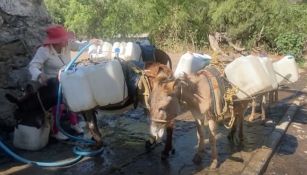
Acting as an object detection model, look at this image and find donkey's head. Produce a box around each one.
[5,78,59,127]
[148,69,180,140]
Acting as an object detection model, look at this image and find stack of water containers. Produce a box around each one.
[88,41,142,62]
[60,59,128,112]
[174,52,211,78]
[88,41,113,61]
[225,55,299,99]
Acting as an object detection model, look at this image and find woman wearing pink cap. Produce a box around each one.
[29,24,97,140]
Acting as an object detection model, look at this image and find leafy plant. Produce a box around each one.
[275,32,306,60]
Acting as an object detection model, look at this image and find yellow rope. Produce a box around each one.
[126,62,152,108]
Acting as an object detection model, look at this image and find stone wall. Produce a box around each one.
[0,0,51,127]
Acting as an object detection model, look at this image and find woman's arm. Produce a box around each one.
[29,47,48,82]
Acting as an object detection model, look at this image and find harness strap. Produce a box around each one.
[199,70,218,116]
[151,118,168,124]
[37,92,48,114]
[126,62,152,109]
[221,76,256,100]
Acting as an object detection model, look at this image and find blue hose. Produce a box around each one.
[55,42,103,155]
[0,138,83,167]
[56,42,95,144]
[0,42,103,167]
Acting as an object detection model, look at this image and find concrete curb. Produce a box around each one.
[241,92,306,175]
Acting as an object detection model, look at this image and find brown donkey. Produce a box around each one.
[148,67,223,169]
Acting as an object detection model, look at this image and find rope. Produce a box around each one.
[274,71,293,83]
[37,92,48,114]
[221,76,255,100]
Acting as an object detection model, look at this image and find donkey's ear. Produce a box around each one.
[156,67,168,82]
[25,84,35,94]
[5,94,20,105]
[164,80,177,94]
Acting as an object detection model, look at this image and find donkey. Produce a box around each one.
[154,49,172,70]
[5,62,173,149]
[5,78,104,148]
[148,65,266,168]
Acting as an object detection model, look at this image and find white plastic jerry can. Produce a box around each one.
[60,68,97,112]
[273,55,299,85]
[258,56,278,90]
[86,60,128,106]
[225,55,273,99]
[101,42,113,59]
[119,42,127,58]
[124,42,142,61]
[174,52,211,78]
[112,42,120,58]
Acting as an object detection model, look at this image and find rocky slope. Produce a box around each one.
[0,0,51,127]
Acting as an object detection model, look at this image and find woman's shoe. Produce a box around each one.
[52,131,69,140]
[70,124,84,134]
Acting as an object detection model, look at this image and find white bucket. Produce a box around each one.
[225,55,273,99]
[60,68,97,112]
[174,52,211,78]
[273,55,299,84]
[13,123,50,151]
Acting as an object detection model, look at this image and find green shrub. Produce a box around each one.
[275,33,306,60]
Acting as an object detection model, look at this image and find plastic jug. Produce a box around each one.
[112,42,126,59]
[258,56,278,89]
[225,55,273,99]
[273,55,299,84]
[101,42,113,59]
[60,68,97,112]
[174,52,211,78]
[86,60,128,106]
[124,42,142,61]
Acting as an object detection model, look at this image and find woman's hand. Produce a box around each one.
[38,73,48,86]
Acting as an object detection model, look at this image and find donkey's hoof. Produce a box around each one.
[192,153,202,164]
[145,139,156,151]
[210,159,218,169]
[161,151,169,160]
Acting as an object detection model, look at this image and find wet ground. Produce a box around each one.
[0,93,293,175]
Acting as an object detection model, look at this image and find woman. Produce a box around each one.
[29,24,97,140]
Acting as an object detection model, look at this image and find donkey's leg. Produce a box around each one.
[230,101,248,146]
[261,95,267,121]
[248,99,257,122]
[192,112,205,164]
[227,105,237,144]
[274,90,278,102]
[83,110,103,148]
[238,101,249,144]
[161,121,174,160]
[208,119,218,169]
